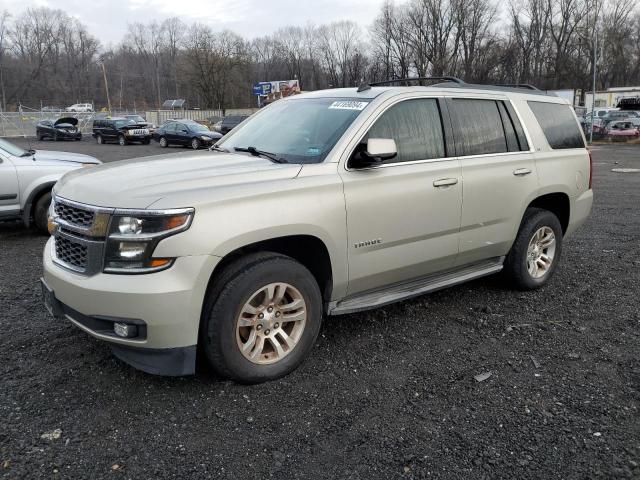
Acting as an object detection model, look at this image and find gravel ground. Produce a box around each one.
[1,142,639,479]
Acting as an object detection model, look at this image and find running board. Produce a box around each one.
[328,257,505,316]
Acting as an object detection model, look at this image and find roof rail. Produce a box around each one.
[357,76,465,92]
[492,83,541,91]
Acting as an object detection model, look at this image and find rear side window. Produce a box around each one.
[528,101,585,149]
[451,99,508,156]
[366,98,446,163]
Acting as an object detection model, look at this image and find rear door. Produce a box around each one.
[0,153,20,217]
[448,96,537,266]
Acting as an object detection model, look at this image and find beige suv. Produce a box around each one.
[42,78,593,383]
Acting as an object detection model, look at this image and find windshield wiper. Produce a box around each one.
[234,146,288,163]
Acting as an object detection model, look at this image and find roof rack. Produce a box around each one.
[492,83,541,91]
[357,76,465,92]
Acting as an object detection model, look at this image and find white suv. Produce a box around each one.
[66,103,93,113]
[42,78,593,383]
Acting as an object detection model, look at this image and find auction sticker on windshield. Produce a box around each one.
[329,101,369,110]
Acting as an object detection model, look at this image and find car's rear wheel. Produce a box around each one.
[118,134,127,146]
[33,191,52,234]
[503,208,563,290]
[191,138,201,150]
[96,134,103,145]
[159,137,168,148]
[201,253,322,384]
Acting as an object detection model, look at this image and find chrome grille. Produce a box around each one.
[55,236,88,271]
[54,201,95,228]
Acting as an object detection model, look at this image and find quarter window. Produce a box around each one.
[528,101,585,149]
[365,98,446,164]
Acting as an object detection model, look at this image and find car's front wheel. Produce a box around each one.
[118,134,127,146]
[503,208,563,290]
[191,138,201,150]
[201,253,322,384]
[33,191,52,234]
[96,134,103,145]
[159,137,168,148]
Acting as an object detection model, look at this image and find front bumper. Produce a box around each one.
[42,238,219,375]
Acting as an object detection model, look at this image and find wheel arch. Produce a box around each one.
[207,234,334,309]
[526,192,570,234]
[21,181,56,227]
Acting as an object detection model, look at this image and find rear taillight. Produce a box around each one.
[588,150,593,189]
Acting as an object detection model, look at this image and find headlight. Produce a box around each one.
[104,209,194,274]
[200,136,210,141]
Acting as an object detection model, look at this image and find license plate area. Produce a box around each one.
[41,279,62,318]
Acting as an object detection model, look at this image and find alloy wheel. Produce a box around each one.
[526,226,556,279]
[236,282,307,365]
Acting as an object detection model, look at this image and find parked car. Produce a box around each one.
[153,119,222,149]
[66,103,93,113]
[607,120,639,140]
[219,115,249,135]
[42,80,592,382]
[92,117,152,145]
[0,137,100,233]
[599,110,639,128]
[36,117,82,141]
[124,114,156,133]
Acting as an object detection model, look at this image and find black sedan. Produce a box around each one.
[36,117,82,141]
[153,120,222,149]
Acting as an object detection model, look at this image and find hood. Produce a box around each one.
[32,150,100,166]
[54,117,78,127]
[199,131,222,139]
[121,123,148,130]
[54,151,302,209]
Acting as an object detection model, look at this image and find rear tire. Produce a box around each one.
[33,191,52,234]
[503,208,563,290]
[201,253,322,384]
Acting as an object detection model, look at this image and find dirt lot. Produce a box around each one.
[1,140,639,479]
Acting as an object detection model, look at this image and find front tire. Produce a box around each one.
[191,138,201,150]
[33,191,52,234]
[503,208,563,290]
[159,137,168,148]
[201,253,322,384]
[96,134,103,145]
[118,134,127,146]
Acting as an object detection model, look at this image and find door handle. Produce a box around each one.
[513,168,532,176]
[433,178,459,187]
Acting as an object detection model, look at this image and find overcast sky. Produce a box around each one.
[0,0,386,45]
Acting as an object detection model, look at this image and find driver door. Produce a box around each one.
[340,97,462,296]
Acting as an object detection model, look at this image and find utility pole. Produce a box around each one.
[589,0,598,144]
[101,61,112,113]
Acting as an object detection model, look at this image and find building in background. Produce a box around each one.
[585,87,640,109]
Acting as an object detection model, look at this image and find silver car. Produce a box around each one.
[0,138,100,232]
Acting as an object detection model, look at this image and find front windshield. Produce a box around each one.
[189,123,210,132]
[218,98,370,164]
[115,119,135,128]
[0,138,28,156]
[127,116,145,122]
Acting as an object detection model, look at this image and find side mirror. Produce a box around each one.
[351,138,397,168]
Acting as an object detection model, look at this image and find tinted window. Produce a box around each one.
[366,98,445,163]
[497,102,519,152]
[451,99,508,156]
[528,101,585,149]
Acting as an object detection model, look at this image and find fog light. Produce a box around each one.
[114,322,138,338]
